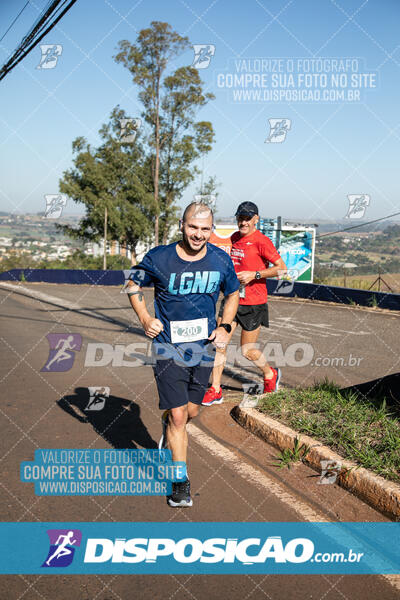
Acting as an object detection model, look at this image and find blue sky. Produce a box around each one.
[0,0,399,222]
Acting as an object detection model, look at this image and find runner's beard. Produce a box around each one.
[182,230,207,254]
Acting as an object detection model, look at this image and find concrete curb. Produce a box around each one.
[232,405,400,520]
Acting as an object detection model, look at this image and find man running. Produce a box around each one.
[45,531,77,566]
[203,201,287,406]
[45,335,76,371]
[127,202,239,507]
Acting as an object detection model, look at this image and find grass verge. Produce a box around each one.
[256,380,400,483]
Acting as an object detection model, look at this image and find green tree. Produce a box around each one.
[58,107,154,266]
[115,21,215,246]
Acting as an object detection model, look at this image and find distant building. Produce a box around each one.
[84,224,179,263]
[0,237,12,246]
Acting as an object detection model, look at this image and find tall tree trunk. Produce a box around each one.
[162,211,169,245]
[162,192,173,245]
[153,73,161,246]
[154,212,159,247]
[103,205,107,270]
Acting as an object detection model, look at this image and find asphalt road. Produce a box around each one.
[1,282,399,600]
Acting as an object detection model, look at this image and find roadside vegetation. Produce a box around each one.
[256,380,400,482]
[0,251,131,272]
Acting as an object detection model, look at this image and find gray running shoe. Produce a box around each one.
[167,479,193,507]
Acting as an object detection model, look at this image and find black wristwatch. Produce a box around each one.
[219,323,232,333]
[255,271,261,280]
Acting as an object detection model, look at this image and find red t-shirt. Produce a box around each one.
[230,229,281,305]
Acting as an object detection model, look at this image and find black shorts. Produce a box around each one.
[218,300,269,331]
[153,358,213,410]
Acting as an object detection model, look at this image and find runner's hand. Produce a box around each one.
[143,317,164,338]
[237,271,256,285]
[208,327,229,349]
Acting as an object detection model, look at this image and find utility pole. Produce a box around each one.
[103,205,107,270]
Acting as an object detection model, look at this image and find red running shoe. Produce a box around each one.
[202,386,223,406]
[263,368,281,393]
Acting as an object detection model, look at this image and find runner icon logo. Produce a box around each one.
[41,334,82,372]
[194,194,217,210]
[240,382,264,408]
[318,460,342,485]
[119,118,142,143]
[44,194,67,218]
[345,194,370,219]
[121,268,146,294]
[192,44,215,69]
[274,269,298,295]
[265,119,291,143]
[37,44,63,69]
[42,529,82,567]
[85,387,110,411]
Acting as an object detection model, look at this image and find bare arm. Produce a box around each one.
[237,257,287,285]
[208,290,239,348]
[220,289,239,324]
[127,282,163,338]
[257,257,287,279]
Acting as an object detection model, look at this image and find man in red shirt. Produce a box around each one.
[203,201,287,405]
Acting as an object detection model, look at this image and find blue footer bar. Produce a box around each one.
[0,522,399,574]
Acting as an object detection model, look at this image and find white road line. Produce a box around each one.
[0,282,118,326]
[271,317,370,338]
[187,422,327,522]
[0,282,80,310]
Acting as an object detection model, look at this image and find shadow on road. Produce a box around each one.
[341,372,400,413]
[57,387,158,449]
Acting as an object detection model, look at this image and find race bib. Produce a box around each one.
[170,318,208,343]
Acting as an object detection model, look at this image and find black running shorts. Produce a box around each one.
[218,300,269,331]
[153,358,213,410]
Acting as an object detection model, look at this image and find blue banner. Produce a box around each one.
[20,450,187,496]
[0,522,399,574]
[1,269,398,310]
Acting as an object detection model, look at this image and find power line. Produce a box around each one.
[0,1,30,43]
[316,210,400,239]
[0,0,78,82]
